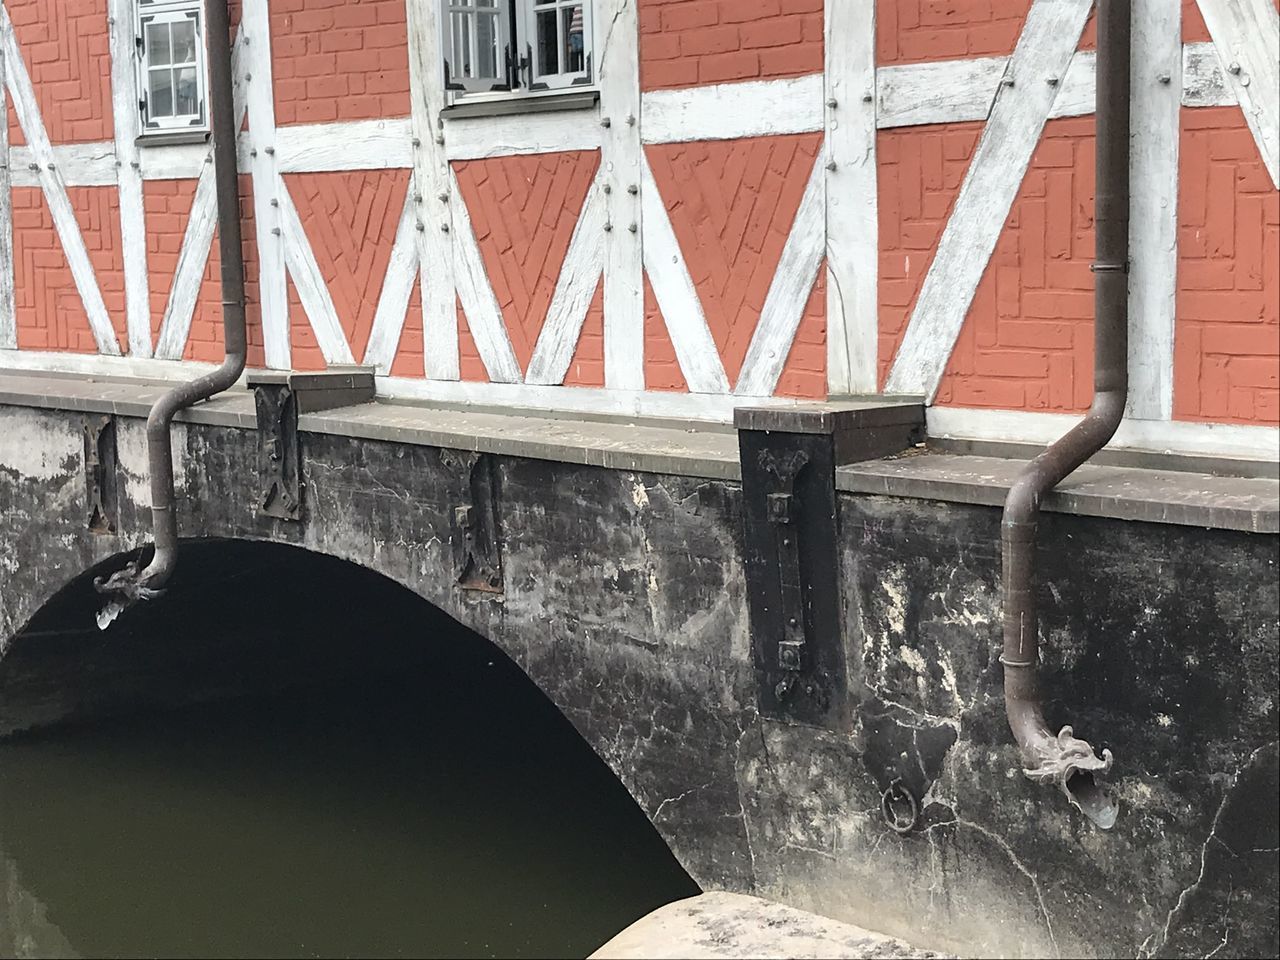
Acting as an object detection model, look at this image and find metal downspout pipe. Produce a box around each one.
[999,0,1129,829]
[96,0,246,628]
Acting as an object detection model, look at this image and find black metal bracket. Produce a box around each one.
[82,414,118,534]
[443,450,504,595]
[248,367,376,521]
[735,400,925,729]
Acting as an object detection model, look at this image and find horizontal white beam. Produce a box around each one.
[4,44,1242,189]
[927,407,1280,463]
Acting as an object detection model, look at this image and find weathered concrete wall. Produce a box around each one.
[0,403,1276,958]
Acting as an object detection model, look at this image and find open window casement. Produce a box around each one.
[136,0,209,138]
[441,0,594,102]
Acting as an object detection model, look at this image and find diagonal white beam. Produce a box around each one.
[526,177,605,386]
[885,0,1093,401]
[363,187,420,374]
[639,156,728,394]
[1196,0,1280,187]
[278,178,355,365]
[0,3,120,356]
[735,154,827,397]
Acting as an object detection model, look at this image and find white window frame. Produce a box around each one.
[135,0,210,140]
[441,0,595,105]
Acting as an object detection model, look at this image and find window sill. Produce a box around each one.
[442,90,598,121]
[136,129,211,148]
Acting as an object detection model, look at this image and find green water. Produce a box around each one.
[0,673,698,958]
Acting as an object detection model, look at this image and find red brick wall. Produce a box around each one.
[646,133,823,395]
[639,0,823,90]
[11,187,125,353]
[453,152,600,376]
[876,0,1033,65]
[271,0,410,124]
[1174,107,1279,424]
[6,0,112,145]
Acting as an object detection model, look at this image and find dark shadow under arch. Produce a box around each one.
[0,538,699,957]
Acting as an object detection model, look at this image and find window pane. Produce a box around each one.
[175,66,199,115]
[535,8,558,77]
[474,11,498,79]
[149,69,174,118]
[146,21,170,66]
[563,4,584,73]
[171,19,197,65]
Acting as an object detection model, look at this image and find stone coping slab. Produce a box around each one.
[590,892,949,959]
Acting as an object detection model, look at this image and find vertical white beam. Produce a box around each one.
[886,0,1092,400]
[0,4,120,356]
[240,0,289,368]
[598,0,644,390]
[825,0,878,396]
[109,0,150,357]
[1128,0,1181,420]
[405,0,459,379]
[1196,0,1279,187]
[0,40,13,350]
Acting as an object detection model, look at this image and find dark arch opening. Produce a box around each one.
[0,539,698,957]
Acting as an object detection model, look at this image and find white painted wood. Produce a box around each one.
[825,0,877,396]
[886,0,1092,401]
[241,0,289,368]
[276,118,413,172]
[0,348,223,381]
[277,180,356,365]
[639,156,728,394]
[406,0,459,380]
[734,154,827,397]
[363,189,420,375]
[9,142,117,187]
[1048,49,1096,119]
[444,110,603,159]
[109,0,150,357]
[138,141,208,180]
[1128,0,1181,421]
[0,5,120,356]
[376,374,806,423]
[153,32,248,361]
[1196,0,1280,186]
[0,41,12,351]
[526,178,605,386]
[1183,41,1238,107]
[641,75,824,144]
[598,0,644,391]
[448,167,521,383]
[877,56,1005,128]
[927,407,1280,464]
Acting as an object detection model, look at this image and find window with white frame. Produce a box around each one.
[136,0,209,138]
[442,0,594,100]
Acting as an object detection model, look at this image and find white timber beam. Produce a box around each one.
[0,38,13,350]
[1128,0,1182,421]
[240,0,289,368]
[1195,0,1280,187]
[825,0,878,396]
[598,0,644,391]
[886,0,1093,401]
[363,188,420,375]
[735,154,827,397]
[0,4,120,355]
[277,179,355,365]
[109,0,150,357]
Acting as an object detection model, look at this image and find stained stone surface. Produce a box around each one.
[591,893,948,959]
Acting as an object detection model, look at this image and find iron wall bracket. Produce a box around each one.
[83,414,118,534]
[442,450,504,594]
[735,400,925,729]
[248,366,376,521]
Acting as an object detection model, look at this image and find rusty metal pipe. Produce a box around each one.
[999,0,1129,829]
[96,0,245,626]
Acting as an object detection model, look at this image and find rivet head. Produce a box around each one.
[435,135,445,145]
[271,227,281,236]
[827,98,838,108]
[1046,76,1059,86]
[1229,62,1241,74]
[628,222,637,233]
[826,160,837,171]
[1241,75,1251,87]
[603,222,613,232]
[1158,74,1171,84]
[440,223,450,233]
[264,146,275,155]
[601,116,612,128]
[245,72,252,82]
[416,221,425,232]
[47,163,55,170]
[1001,76,1015,87]
[250,148,258,157]
[270,198,279,207]
[412,137,421,147]
[627,184,638,195]
[437,192,449,202]
[626,114,635,125]
[414,193,423,203]
[603,184,612,194]
[862,92,873,102]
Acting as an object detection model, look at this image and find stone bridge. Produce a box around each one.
[1,369,1277,959]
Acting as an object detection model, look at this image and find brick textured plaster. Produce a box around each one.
[12,186,124,354]
[646,134,825,397]
[639,0,824,91]
[270,0,411,124]
[5,0,113,145]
